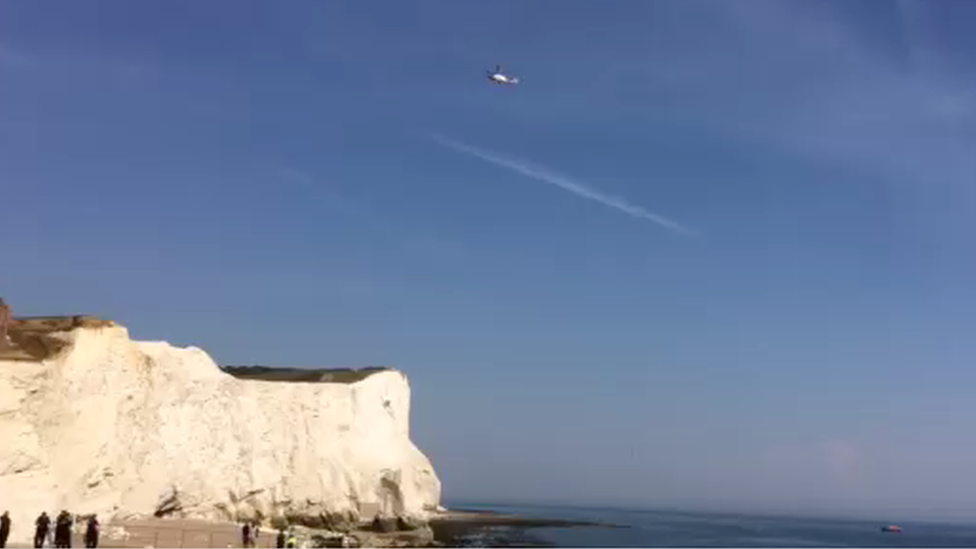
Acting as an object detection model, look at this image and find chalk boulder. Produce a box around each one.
[0,320,440,545]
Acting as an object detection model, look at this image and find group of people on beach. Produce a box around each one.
[5,510,302,549]
[241,521,260,547]
[243,522,298,548]
[0,510,99,548]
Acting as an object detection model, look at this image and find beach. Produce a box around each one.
[0,509,616,548]
[2,509,603,548]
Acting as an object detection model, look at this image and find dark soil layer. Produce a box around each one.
[1,315,114,361]
[220,365,392,383]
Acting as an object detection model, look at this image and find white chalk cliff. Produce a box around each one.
[0,321,441,545]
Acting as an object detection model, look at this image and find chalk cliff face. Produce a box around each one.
[0,321,441,545]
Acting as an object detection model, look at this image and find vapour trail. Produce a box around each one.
[429,133,698,237]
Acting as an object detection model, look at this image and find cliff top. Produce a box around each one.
[1,316,393,384]
[221,365,394,383]
[1,315,115,361]
[12,315,116,331]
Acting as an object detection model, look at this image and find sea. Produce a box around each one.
[450,502,976,547]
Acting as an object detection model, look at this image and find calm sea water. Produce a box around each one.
[453,503,976,547]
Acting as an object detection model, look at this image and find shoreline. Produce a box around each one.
[429,508,624,547]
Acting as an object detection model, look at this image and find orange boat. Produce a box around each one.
[881,525,903,533]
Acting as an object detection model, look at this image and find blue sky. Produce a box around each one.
[2,0,975,521]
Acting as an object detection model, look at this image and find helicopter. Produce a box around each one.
[486,65,519,85]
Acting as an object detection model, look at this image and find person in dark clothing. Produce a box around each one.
[242,523,251,548]
[54,512,63,548]
[34,513,51,549]
[54,511,71,549]
[276,529,286,548]
[63,513,72,549]
[1,511,11,549]
[84,516,98,549]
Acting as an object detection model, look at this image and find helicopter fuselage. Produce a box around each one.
[488,72,518,85]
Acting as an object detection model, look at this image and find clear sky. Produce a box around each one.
[2,0,975,522]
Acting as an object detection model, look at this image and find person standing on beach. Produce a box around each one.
[83,515,98,549]
[65,512,73,548]
[276,529,286,548]
[241,523,251,548]
[34,512,50,549]
[0,511,11,548]
[56,510,73,548]
[53,511,67,548]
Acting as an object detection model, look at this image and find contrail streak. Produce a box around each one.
[429,133,697,237]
